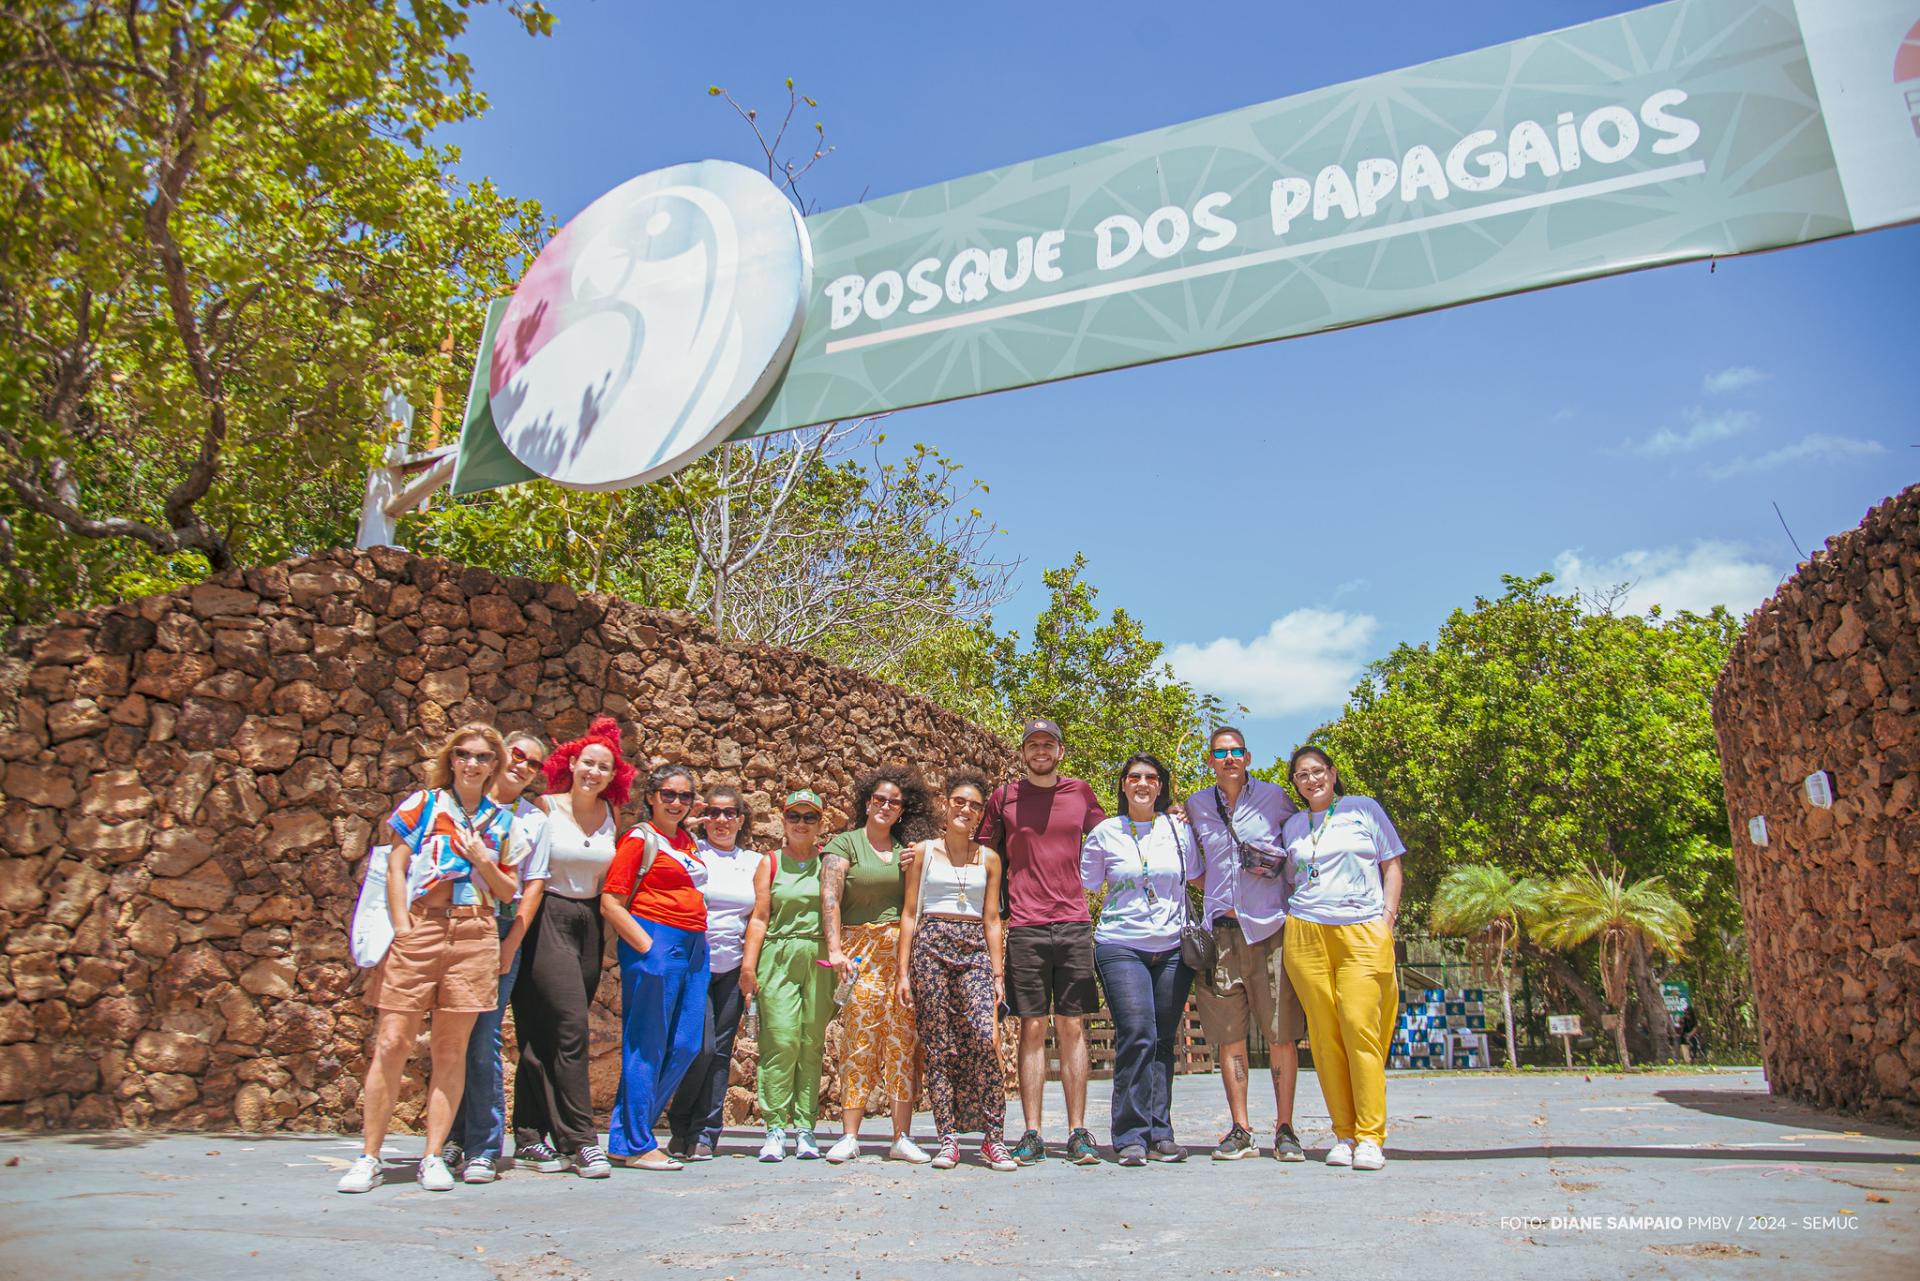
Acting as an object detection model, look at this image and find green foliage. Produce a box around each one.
[0,0,550,627]
[1310,572,1745,1056]
[964,555,1236,800]
[1430,864,1545,939]
[400,480,692,605]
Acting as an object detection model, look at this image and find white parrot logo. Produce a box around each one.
[490,164,805,491]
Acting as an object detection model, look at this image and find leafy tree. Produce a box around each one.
[973,555,1234,801]
[1531,864,1695,1068]
[1429,863,1545,1068]
[0,0,551,627]
[1309,573,1745,1059]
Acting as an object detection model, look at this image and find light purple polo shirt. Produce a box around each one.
[1187,778,1300,946]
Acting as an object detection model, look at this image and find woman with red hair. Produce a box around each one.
[509,716,634,1178]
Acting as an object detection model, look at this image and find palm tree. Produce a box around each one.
[1531,864,1694,1068]
[1429,864,1545,1068]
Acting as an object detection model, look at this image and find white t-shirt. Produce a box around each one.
[538,798,618,899]
[1080,815,1204,950]
[498,797,551,913]
[1280,796,1405,925]
[697,841,764,974]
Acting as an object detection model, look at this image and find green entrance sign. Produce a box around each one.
[1662,980,1692,1014]
[450,0,1920,495]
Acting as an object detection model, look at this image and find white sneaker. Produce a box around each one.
[416,1154,455,1191]
[758,1128,787,1162]
[887,1135,932,1165]
[794,1130,822,1160]
[336,1153,382,1194]
[1325,1138,1354,1167]
[1352,1140,1386,1170]
[825,1133,862,1164]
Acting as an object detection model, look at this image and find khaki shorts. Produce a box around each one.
[365,908,499,1014]
[1195,919,1308,1046]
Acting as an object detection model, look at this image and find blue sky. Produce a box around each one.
[444,0,1915,762]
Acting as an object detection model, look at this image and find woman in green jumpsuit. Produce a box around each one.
[741,789,837,1161]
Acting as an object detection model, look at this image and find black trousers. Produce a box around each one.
[666,966,746,1146]
[511,893,602,1154]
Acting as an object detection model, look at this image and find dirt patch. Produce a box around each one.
[1645,1242,1761,1259]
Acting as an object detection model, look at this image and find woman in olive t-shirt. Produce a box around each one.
[820,765,936,1164]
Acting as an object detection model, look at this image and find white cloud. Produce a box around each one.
[1626,407,1756,456]
[1169,609,1377,717]
[1551,542,1779,616]
[1332,577,1371,600]
[1708,433,1887,479]
[1703,366,1770,395]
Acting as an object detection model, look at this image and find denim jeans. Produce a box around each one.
[450,915,521,1161]
[609,921,711,1157]
[1094,941,1194,1152]
[666,966,746,1148]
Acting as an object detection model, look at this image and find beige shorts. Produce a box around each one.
[365,908,499,1014]
[1195,920,1308,1047]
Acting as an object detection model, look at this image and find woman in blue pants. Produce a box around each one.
[599,764,710,1170]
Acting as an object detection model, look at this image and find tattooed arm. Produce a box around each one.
[821,843,853,981]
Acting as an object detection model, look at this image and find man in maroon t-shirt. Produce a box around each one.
[977,718,1107,1165]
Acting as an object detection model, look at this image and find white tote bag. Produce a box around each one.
[350,844,396,969]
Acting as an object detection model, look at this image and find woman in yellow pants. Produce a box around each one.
[1280,746,1404,1172]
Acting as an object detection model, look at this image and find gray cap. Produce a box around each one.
[1021,717,1065,746]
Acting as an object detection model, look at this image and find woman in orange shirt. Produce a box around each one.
[600,764,709,1170]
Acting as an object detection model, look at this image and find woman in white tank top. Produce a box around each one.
[896,770,1015,1171]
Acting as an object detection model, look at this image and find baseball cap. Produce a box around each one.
[783,788,824,813]
[1021,718,1065,746]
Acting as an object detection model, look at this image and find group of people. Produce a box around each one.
[336,713,1406,1193]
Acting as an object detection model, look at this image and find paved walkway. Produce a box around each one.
[2,1069,1915,1280]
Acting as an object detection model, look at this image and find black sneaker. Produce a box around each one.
[440,1141,465,1170]
[665,1136,690,1160]
[1273,1123,1306,1162]
[1066,1128,1101,1166]
[518,1141,568,1173]
[1011,1130,1047,1165]
[1116,1144,1147,1167]
[1150,1139,1188,1163]
[1212,1124,1256,1160]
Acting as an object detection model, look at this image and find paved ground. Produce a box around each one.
[1,1069,1915,1280]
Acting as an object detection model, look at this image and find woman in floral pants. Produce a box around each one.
[897,771,1015,1171]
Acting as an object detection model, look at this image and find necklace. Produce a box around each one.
[1303,799,1341,884]
[1121,816,1161,906]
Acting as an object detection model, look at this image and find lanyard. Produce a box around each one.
[1121,817,1161,906]
[1302,799,1341,883]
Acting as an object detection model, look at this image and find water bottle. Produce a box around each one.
[832,956,864,1005]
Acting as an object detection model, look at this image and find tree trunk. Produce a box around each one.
[1519,939,1607,1031]
[1628,938,1676,1063]
[1612,1011,1633,1070]
[1500,975,1519,1068]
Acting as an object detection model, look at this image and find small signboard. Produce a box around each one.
[1661,980,1692,1014]
[1549,1013,1581,1067]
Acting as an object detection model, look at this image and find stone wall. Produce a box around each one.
[0,548,1013,1131]
[1712,485,1919,1126]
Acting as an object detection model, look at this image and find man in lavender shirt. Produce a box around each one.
[1185,726,1308,1162]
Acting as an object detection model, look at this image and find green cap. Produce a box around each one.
[783,788,824,813]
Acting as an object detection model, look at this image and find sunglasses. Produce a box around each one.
[509,744,546,770]
[1210,746,1248,760]
[453,749,496,765]
[704,807,741,821]
[947,796,985,813]
[1124,771,1161,785]
[656,789,695,805]
[784,809,823,823]
[868,795,903,810]
[1292,767,1333,782]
